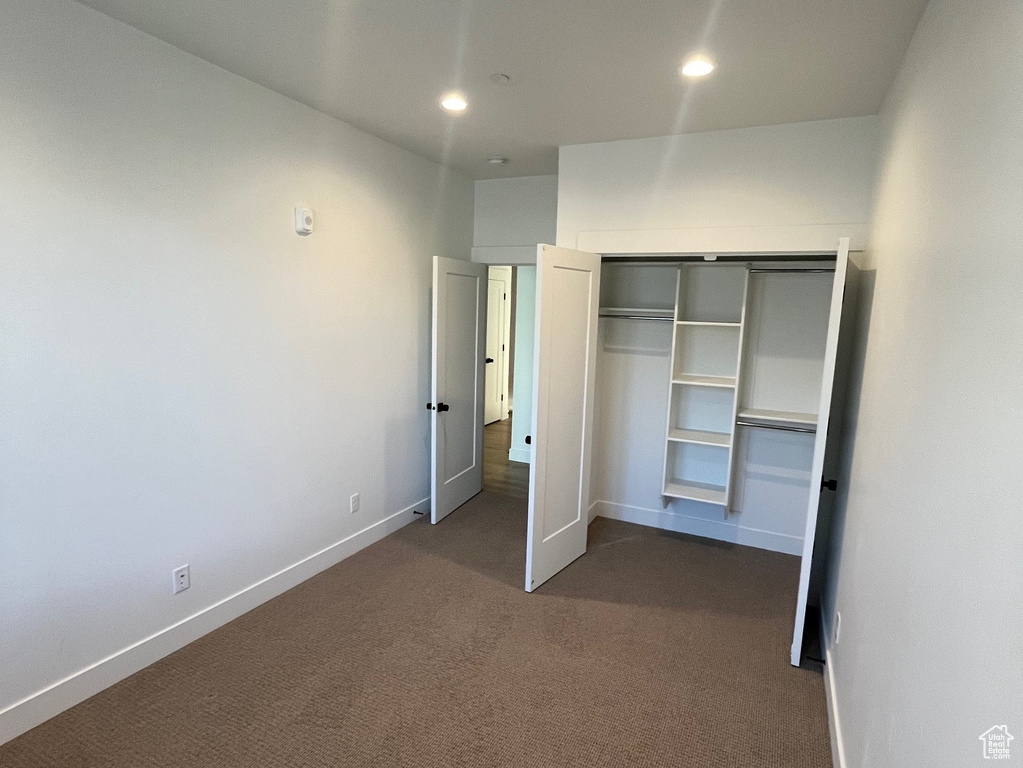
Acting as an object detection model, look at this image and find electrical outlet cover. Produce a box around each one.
[173,565,190,594]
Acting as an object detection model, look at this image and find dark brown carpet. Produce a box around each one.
[0,492,831,767]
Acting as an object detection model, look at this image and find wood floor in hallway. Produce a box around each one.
[483,416,529,499]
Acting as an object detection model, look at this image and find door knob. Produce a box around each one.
[436,402,450,412]
[485,358,494,363]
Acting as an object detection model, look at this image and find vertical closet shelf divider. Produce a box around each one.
[722,266,751,518]
[660,266,684,509]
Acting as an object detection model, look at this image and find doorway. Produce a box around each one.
[483,265,529,499]
[485,266,512,425]
[432,248,603,594]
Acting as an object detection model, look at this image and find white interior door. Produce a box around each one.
[525,244,601,592]
[484,275,505,424]
[790,238,851,664]
[431,256,487,524]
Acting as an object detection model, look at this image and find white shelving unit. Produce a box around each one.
[661,265,749,510]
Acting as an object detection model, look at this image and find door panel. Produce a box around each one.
[525,245,601,592]
[431,256,487,524]
[790,238,851,664]
[485,277,503,424]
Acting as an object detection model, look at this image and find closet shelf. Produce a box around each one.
[598,307,674,320]
[672,374,737,388]
[737,408,818,430]
[663,480,727,505]
[668,428,731,448]
[676,320,742,328]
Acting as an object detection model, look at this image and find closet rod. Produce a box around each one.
[601,254,835,264]
[736,420,817,434]
[597,314,674,322]
[748,268,834,274]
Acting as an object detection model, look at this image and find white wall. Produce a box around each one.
[823,1,1023,765]
[559,118,879,552]
[472,175,557,264]
[0,0,473,743]
[557,117,879,253]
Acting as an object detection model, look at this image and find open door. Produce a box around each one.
[790,237,851,664]
[484,273,505,424]
[431,256,487,524]
[525,244,601,592]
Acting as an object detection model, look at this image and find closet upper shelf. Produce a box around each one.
[737,408,818,430]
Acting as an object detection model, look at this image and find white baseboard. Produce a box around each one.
[820,609,847,768]
[0,498,427,746]
[591,500,803,556]
[508,447,531,464]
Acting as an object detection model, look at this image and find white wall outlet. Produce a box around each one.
[172,565,190,594]
[350,493,360,514]
[833,611,842,646]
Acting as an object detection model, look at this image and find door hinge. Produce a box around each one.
[525,435,531,445]
[501,394,504,401]
[502,344,505,351]
[504,292,507,300]
[821,478,838,492]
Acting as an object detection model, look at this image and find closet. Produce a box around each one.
[585,245,854,665]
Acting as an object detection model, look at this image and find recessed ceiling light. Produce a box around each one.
[680,56,714,78]
[487,157,508,165]
[440,92,468,112]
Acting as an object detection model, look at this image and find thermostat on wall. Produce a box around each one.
[295,207,314,235]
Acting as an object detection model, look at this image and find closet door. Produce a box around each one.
[525,244,601,592]
[790,238,851,665]
[430,256,487,524]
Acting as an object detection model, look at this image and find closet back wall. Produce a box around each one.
[0,0,473,743]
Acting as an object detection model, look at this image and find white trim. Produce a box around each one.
[0,498,427,746]
[591,500,803,556]
[575,223,865,255]
[471,245,537,265]
[508,447,531,464]
[821,608,847,768]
